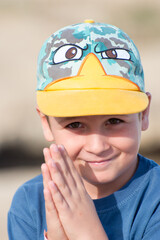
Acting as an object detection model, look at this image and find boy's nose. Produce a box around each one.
[84,133,110,155]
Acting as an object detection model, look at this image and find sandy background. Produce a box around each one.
[0,0,160,238]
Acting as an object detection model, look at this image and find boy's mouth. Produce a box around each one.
[88,159,111,164]
[77,153,120,169]
[85,159,113,168]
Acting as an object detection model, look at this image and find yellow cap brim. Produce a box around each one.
[37,89,149,117]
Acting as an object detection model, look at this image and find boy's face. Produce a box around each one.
[39,104,150,199]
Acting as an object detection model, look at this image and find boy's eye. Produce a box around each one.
[66,122,83,129]
[106,118,124,125]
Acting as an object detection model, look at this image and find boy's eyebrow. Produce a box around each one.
[55,117,79,124]
[55,114,131,124]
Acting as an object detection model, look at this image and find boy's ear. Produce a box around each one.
[36,107,54,142]
[141,92,152,131]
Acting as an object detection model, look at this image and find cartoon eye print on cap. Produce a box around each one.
[100,48,131,61]
[50,44,131,65]
[52,44,86,64]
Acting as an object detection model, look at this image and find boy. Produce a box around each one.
[8,20,160,240]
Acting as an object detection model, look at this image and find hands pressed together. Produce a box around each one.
[41,144,108,240]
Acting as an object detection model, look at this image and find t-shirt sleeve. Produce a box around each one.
[8,175,46,240]
[7,184,37,240]
[8,212,37,240]
[142,204,160,240]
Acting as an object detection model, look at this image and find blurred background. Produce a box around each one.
[0,0,160,238]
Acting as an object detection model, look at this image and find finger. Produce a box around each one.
[43,148,52,164]
[50,144,76,188]
[41,163,51,189]
[43,148,52,187]
[44,187,57,213]
[48,159,71,198]
[50,144,70,174]
[44,187,68,239]
[48,180,69,212]
[59,145,85,188]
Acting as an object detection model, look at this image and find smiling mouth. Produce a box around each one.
[88,159,110,163]
[86,159,113,166]
[79,155,118,168]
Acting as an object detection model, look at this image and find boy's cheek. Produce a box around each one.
[53,136,80,159]
[112,133,141,153]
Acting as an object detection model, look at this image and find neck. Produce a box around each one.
[83,180,118,199]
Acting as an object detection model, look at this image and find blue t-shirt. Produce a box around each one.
[8,155,160,239]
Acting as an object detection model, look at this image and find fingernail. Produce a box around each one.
[58,144,65,151]
[43,148,48,155]
[41,163,46,171]
[51,144,59,152]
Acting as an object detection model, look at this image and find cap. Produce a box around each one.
[37,20,149,116]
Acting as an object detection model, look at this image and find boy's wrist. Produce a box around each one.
[44,230,48,240]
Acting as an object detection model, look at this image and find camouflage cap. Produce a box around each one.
[37,20,149,116]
